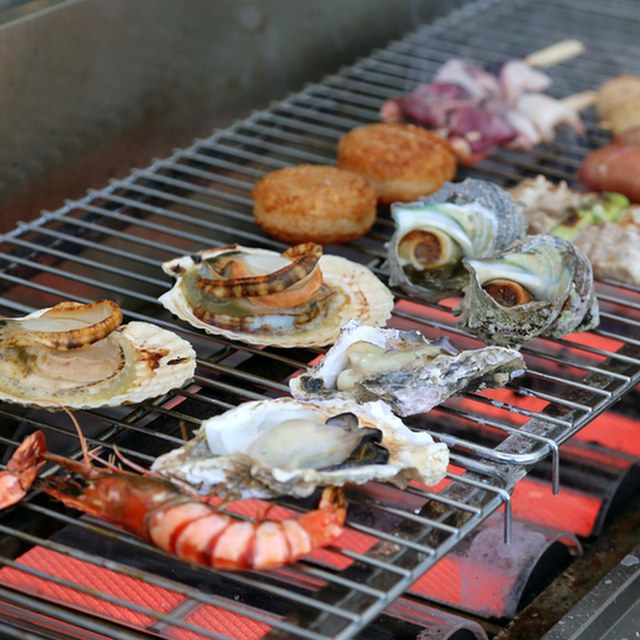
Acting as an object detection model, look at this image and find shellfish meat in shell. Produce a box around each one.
[289,320,525,416]
[159,242,394,348]
[453,234,600,348]
[151,397,449,499]
[0,300,196,409]
[387,179,527,300]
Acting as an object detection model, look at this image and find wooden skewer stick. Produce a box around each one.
[525,39,585,68]
[562,90,597,112]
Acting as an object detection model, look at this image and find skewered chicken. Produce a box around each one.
[380,42,590,164]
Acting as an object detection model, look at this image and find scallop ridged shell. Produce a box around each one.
[159,245,394,348]
[110,322,196,408]
[151,397,449,500]
[0,309,196,410]
[289,320,525,416]
[452,234,600,348]
[387,179,527,300]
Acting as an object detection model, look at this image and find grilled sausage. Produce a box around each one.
[577,144,640,203]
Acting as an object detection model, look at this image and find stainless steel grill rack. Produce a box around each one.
[1,0,640,638]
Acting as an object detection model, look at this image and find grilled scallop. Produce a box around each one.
[159,242,394,348]
[0,300,196,409]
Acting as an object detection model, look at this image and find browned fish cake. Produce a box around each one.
[337,122,457,204]
[252,164,377,245]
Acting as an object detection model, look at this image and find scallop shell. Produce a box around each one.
[289,320,525,416]
[159,245,394,348]
[0,304,196,410]
[452,234,600,348]
[387,179,527,300]
[151,397,449,500]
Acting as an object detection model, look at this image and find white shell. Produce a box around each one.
[112,322,197,408]
[289,320,526,416]
[0,310,196,410]
[159,246,394,348]
[151,397,449,499]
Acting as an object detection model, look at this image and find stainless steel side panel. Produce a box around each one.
[0,0,466,230]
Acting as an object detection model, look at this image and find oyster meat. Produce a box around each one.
[289,320,525,416]
[453,234,600,348]
[0,300,196,409]
[159,242,394,348]
[151,397,449,499]
[387,179,527,301]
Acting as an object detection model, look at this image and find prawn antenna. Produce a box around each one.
[58,405,92,469]
[112,445,149,475]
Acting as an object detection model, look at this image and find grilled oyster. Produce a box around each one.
[151,397,449,499]
[159,242,394,348]
[387,179,527,300]
[453,234,599,348]
[0,300,196,409]
[289,320,525,416]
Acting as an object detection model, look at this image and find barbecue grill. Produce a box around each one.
[1,0,640,638]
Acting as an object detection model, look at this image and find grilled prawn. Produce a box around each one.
[0,427,347,571]
[0,431,47,509]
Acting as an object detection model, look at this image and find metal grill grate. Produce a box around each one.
[1,0,640,638]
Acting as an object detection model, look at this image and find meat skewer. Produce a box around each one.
[380,40,591,164]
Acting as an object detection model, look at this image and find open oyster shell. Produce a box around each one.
[151,397,449,500]
[0,300,196,409]
[387,178,527,301]
[159,243,394,348]
[289,320,525,416]
[453,234,600,348]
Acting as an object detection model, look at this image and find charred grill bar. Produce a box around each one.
[1,0,640,638]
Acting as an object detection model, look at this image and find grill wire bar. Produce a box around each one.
[1,0,640,637]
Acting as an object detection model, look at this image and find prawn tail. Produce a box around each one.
[294,485,347,548]
[318,486,346,521]
[0,431,48,509]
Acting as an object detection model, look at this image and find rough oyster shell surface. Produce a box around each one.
[151,397,449,499]
[0,303,196,409]
[387,179,527,301]
[159,245,394,348]
[289,320,526,416]
[453,234,600,348]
